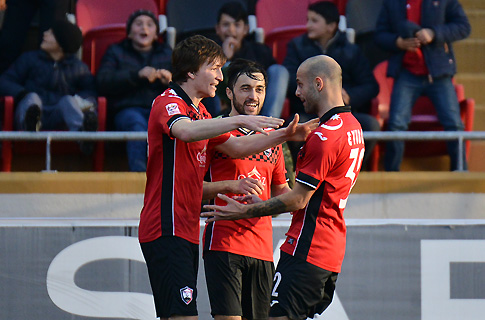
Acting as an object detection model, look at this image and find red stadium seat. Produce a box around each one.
[255,0,347,36]
[264,25,307,65]
[76,0,159,34]
[82,24,127,75]
[368,60,475,171]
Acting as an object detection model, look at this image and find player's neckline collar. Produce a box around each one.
[168,82,200,113]
[319,106,351,124]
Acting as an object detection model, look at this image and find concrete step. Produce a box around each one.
[461,0,485,10]
[466,10,485,39]
[455,73,485,105]
[454,39,485,73]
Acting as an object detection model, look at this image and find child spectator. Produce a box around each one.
[0,19,98,142]
[96,9,172,172]
[283,1,380,167]
[207,1,288,118]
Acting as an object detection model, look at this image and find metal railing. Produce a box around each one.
[1,131,485,171]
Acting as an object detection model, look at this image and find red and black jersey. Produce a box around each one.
[280,106,365,272]
[203,127,287,262]
[139,83,231,244]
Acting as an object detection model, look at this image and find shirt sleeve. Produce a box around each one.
[152,97,190,138]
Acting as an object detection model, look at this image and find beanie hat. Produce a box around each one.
[51,20,83,54]
[126,9,159,35]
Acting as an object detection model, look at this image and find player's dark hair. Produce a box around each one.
[217,1,248,24]
[171,35,227,84]
[308,1,340,25]
[226,59,268,92]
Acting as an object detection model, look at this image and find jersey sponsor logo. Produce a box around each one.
[197,146,207,167]
[180,286,194,305]
[165,103,181,116]
[238,166,267,189]
[315,132,328,141]
[321,114,343,131]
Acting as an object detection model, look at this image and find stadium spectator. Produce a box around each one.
[206,1,289,118]
[96,10,172,172]
[283,1,380,167]
[0,0,71,74]
[0,19,98,153]
[374,0,471,171]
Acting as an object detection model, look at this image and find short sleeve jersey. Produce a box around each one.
[280,106,365,273]
[139,83,231,244]
[202,127,287,261]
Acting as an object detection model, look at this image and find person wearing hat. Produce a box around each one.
[0,19,98,140]
[97,9,172,172]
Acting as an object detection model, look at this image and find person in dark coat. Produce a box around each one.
[207,1,288,118]
[283,1,380,167]
[0,19,97,135]
[96,10,172,172]
[374,0,471,171]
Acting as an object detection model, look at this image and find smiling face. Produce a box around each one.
[216,13,248,45]
[128,15,158,52]
[227,72,266,116]
[191,58,224,98]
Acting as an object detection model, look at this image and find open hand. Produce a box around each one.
[285,114,319,141]
[238,115,284,135]
[202,194,249,222]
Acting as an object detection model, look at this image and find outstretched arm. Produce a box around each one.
[214,114,318,158]
[171,114,284,142]
[202,182,314,222]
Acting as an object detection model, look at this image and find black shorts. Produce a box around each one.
[204,250,275,320]
[269,251,339,320]
[140,236,199,318]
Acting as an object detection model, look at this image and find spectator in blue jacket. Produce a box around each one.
[283,1,380,167]
[0,19,98,137]
[96,10,172,172]
[374,0,471,171]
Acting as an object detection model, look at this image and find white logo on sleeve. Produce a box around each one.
[315,132,328,141]
[166,103,181,116]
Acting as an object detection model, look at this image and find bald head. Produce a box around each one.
[299,55,342,87]
[295,55,344,116]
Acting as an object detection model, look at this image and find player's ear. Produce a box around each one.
[226,87,233,100]
[315,77,324,91]
[188,71,195,80]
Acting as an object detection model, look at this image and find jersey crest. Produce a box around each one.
[321,114,343,130]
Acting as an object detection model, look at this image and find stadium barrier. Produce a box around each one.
[1,131,485,171]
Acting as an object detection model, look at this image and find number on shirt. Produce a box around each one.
[339,147,365,209]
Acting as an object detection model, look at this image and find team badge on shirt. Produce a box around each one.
[165,103,181,116]
[180,286,194,305]
[321,114,343,130]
